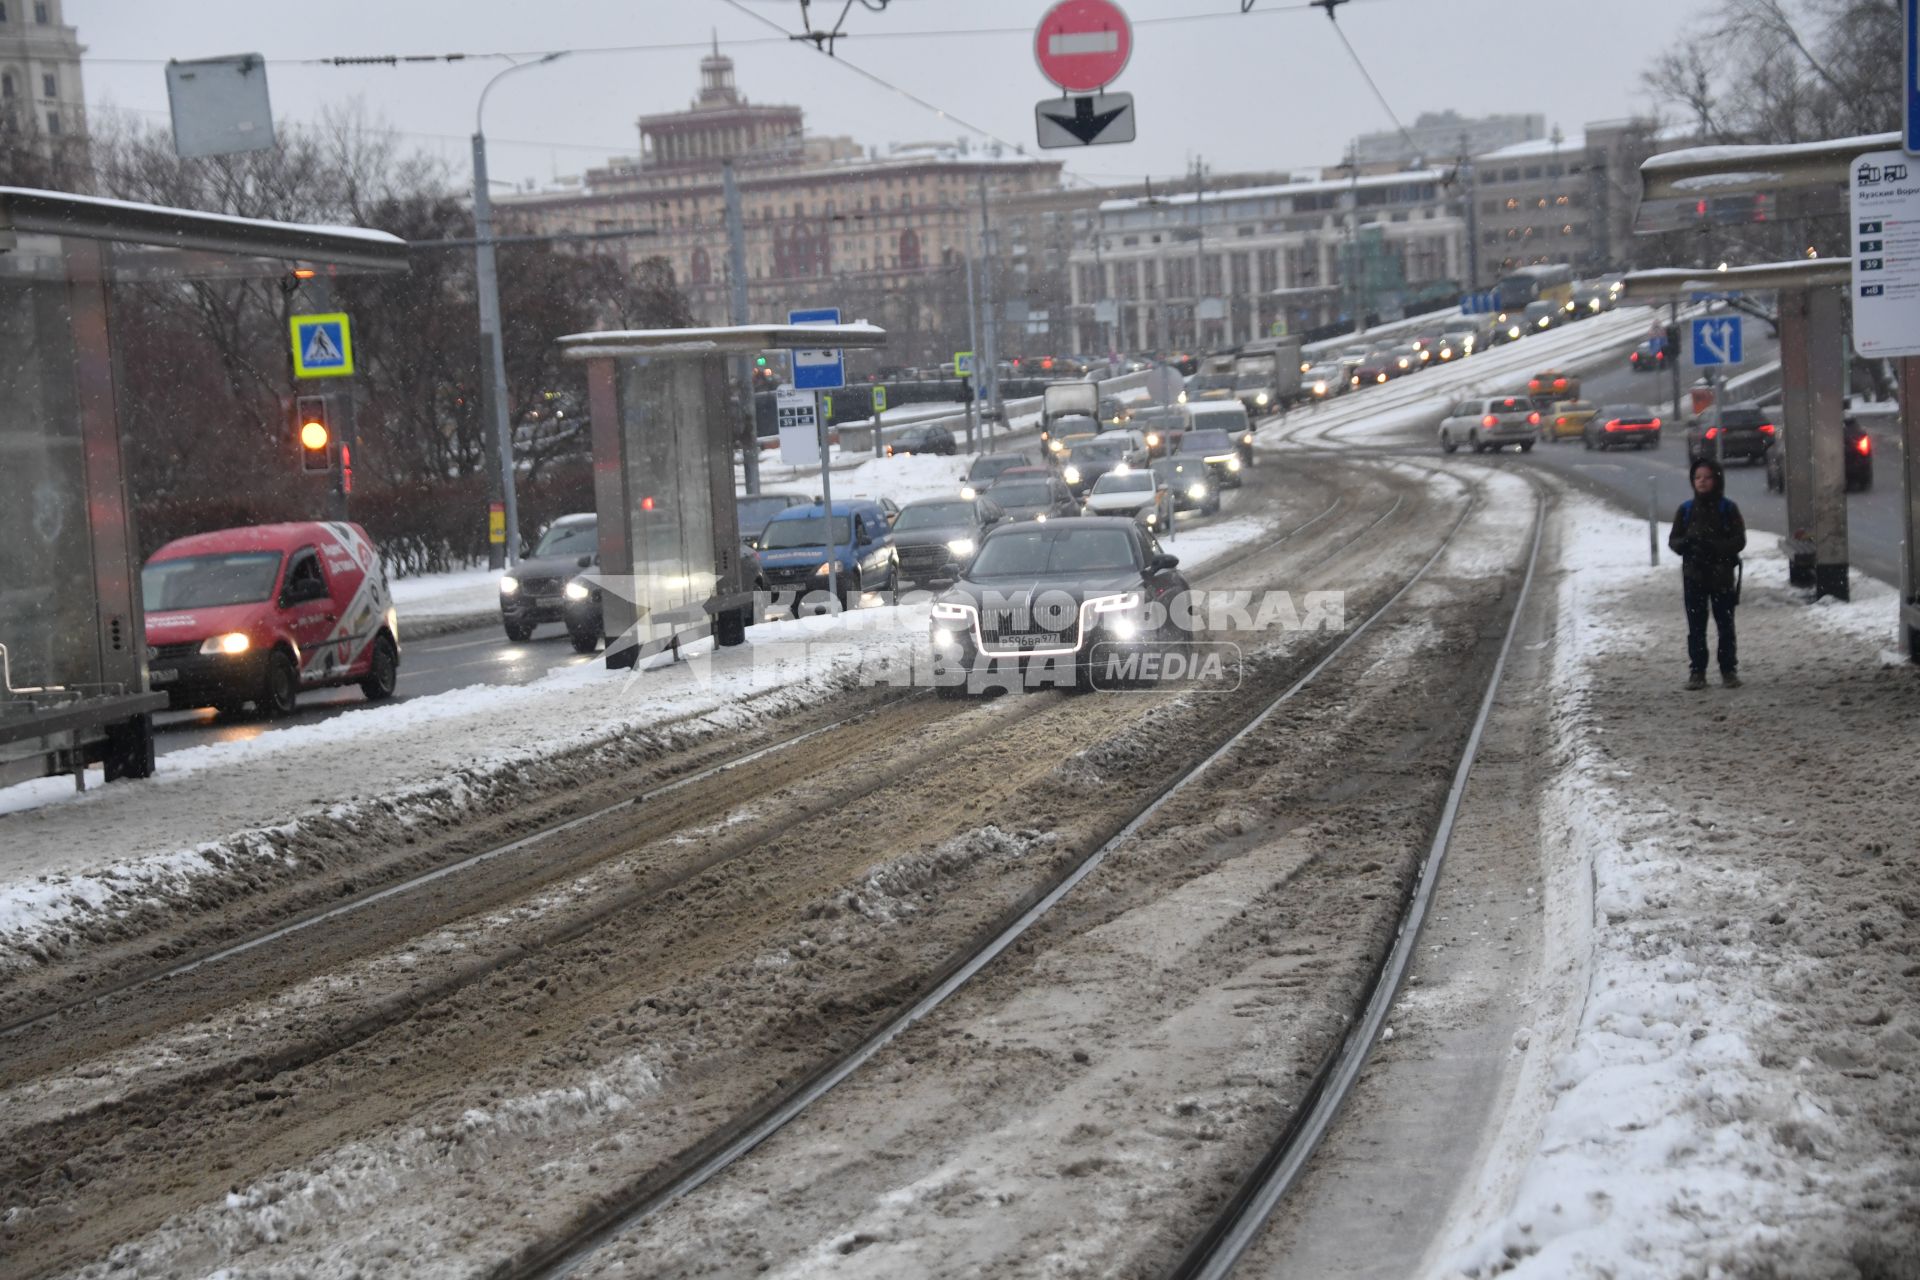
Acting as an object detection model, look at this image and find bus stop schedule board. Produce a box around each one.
[1853,149,1920,357]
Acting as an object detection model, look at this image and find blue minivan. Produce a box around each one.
[755,499,899,611]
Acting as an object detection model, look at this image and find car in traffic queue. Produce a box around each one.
[1522,300,1559,334]
[1176,425,1247,488]
[961,452,1033,499]
[1686,406,1773,465]
[1387,344,1422,377]
[560,545,774,653]
[1081,468,1172,531]
[885,422,956,457]
[1151,455,1221,515]
[500,512,598,641]
[1528,369,1580,407]
[985,468,1081,523]
[1335,346,1372,381]
[1128,404,1188,458]
[1181,371,1240,405]
[736,491,812,549]
[1302,362,1347,400]
[141,521,399,719]
[1187,400,1256,466]
[1438,396,1541,454]
[1764,415,1873,492]
[1545,398,1600,441]
[1352,349,1396,388]
[754,498,899,612]
[927,517,1190,697]
[1571,287,1611,318]
[1045,412,1102,464]
[1440,317,1488,356]
[1234,369,1281,417]
[890,495,1004,588]
[1098,396,1133,427]
[1585,403,1664,451]
[1629,337,1669,372]
[1061,436,1143,497]
[1492,311,1527,344]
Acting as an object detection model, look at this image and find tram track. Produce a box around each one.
[0,456,1442,1278]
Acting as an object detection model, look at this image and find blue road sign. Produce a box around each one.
[1691,316,1743,366]
[1907,0,1918,156]
[788,307,844,390]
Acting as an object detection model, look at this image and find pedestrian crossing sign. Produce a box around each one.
[291,312,354,378]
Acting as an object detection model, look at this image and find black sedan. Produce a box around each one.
[891,496,1002,587]
[1764,416,1873,493]
[1629,339,1669,373]
[1151,456,1220,515]
[1060,438,1136,497]
[1687,407,1774,465]
[1174,428,1245,489]
[886,423,957,456]
[501,513,598,642]
[562,547,772,653]
[985,470,1081,522]
[928,518,1189,696]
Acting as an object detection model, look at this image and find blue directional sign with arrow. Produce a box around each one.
[1691,315,1743,367]
[1035,92,1136,149]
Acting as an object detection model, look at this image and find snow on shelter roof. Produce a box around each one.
[0,186,409,271]
[557,322,888,360]
[1099,167,1446,213]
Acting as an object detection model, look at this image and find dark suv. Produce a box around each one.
[1764,416,1873,493]
[1687,407,1776,465]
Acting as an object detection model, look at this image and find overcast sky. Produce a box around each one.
[72,0,1701,192]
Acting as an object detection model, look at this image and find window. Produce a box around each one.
[1,73,11,99]
[44,110,57,134]
[33,1,46,21]
[0,5,8,21]
[41,71,53,98]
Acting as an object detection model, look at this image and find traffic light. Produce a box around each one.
[295,395,331,473]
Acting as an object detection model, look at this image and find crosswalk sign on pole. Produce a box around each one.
[291,312,355,378]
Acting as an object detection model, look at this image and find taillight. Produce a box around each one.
[1650,418,1661,429]
[1528,412,1540,426]
[1704,427,1719,440]
[1631,352,1640,362]
[1758,423,1775,435]
[1605,420,1620,432]
[1483,414,1498,428]
[1856,434,1872,456]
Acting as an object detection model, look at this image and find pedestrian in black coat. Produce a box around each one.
[1669,457,1747,690]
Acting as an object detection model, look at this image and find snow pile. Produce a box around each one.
[1437,497,1920,1278]
[386,565,501,621]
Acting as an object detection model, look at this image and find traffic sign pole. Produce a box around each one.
[816,391,839,611]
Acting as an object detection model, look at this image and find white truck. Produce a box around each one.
[1233,337,1304,415]
[1039,380,1100,454]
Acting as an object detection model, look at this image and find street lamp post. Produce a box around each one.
[473,52,564,569]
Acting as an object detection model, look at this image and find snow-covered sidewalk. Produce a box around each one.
[1437,497,1920,1277]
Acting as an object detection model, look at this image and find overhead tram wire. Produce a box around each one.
[1311,0,1420,154]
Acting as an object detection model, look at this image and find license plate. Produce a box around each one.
[149,668,177,684]
[537,595,563,609]
[1011,632,1061,648]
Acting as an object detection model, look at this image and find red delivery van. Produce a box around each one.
[141,521,399,718]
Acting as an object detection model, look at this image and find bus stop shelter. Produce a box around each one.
[0,187,408,790]
[1630,132,1920,656]
[556,322,886,669]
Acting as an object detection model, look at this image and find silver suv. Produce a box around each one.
[1439,396,1540,454]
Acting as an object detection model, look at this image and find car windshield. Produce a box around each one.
[1234,373,1267,387]
[534,521,597,557]
[142,552,284,610]
[1153,460,1201,480]
[969,455,1026,480]
[970,527,1139,576]
[989,482,1053,507]
[894,502,974,530]
[1604,405,1655,420]
[736,496,798,534]
[1305,366,1337,379]
[1071,441,1127,462]
[1092,471,1152,494]
[1718,409,1768,427]
[1192,374,1237,390]
[1179,430,1235,454]
[1490,398,1529,414]
[759,515,852,549]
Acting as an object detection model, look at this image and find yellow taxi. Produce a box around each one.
[1546,398,1599,441]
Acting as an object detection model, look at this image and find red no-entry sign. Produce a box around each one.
[1034,0,1133,94]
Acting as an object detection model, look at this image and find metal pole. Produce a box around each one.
[816,392,838,610]
[977,173,1000,427]
[1460,133,1479,292]
[1899,355,1920,660]
[724,158,761,495]
[1194,157,1207,351]
[1648,474,1660,566]
[1668,300,1684,422]
[1710,367,1724,468]
[964,247,981,452]
[471,133,517,569]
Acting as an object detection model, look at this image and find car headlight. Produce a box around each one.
[1049,439,1066,453]
[1063,466,1081,485]
[1145,432,1161,447]
[814,561,833,576]
[1114,462,1132,475]
[199,632,250,656]
[1035,514,1048,523]
[947,537,975,557]
[1187,482,1207,500]
[959,484,977,500]
[1375,373,1387,384]
[1256,392,1270,405]
[564,580,590,602]
[1509,326,1522,339]
[1241,433,1253,445]
[1089,591,1142,614]
[931,601,974,621]
[1226,456,1242,472]
[1176,392,1187,404]
[500,574,520,595]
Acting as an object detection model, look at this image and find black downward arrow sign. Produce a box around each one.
[1042,96,1126,145]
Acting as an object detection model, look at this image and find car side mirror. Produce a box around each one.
[1146,553,1179,574]
[576,554,593,568]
